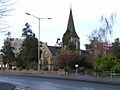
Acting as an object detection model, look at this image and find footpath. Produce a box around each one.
[0,70,120,90]
[0,82,15,90]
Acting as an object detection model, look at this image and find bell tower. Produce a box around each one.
[62,8,80,52]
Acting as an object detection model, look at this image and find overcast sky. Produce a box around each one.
[1,0,120,49]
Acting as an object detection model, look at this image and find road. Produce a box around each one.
[0,75,120,90]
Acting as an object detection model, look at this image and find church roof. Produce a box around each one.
[48,46,61,56]
[67,8,79,38]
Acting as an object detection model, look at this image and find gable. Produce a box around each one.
[48,46,61,56]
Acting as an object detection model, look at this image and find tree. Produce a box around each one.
[87,14,116,63]
[93,55,119,72]
[1,38,15,68]
[88,14,116,43]
[0,0,14,30]
[22,23,35,38]
[64,66,70,74]
[17,23,38,68]
[112,38,120,59]
[57,52,90,69]
[112,64,120,73]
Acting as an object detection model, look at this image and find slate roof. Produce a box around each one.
[67,8,79,38]
[48,46,61,56]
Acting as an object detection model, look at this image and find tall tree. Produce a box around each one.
[88,13,116,43]
[99,14,116,42]
[0,0,14,30]
[22,23,35,38]
[1,38,15,68]
[87,14,116,59]
[86,14,116,64]
[17,23,38,68]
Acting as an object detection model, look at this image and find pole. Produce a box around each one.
[85,70,87,79]
[76,67,78,75]
[38,18,40,71]
[25,12,51,71]
[111,70,113,81]
[75,64,78,75]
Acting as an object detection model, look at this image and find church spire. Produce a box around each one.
[67,8,79,38]
[62,7,80,51]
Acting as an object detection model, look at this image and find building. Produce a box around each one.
[0,54,3,68]
[1,38,23,68]
[85,39,113,64]
[41,8,81,70]
[41,42,61,70]
[62,8,80,54]
[5,38,23,57]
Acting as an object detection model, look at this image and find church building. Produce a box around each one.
[41,8,80,70]
[62,8,80,53]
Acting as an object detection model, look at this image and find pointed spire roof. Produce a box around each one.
[67,8,79,38]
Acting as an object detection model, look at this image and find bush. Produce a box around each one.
[44,67,48,71]
[8,67,12,70]
[33,67,37,71]
[13,68,17,70]
[78,67,85,72]
[22,66,26,69]
[53,66,59,71]
[113,64,120,73]
[26,67,30,70]
[18,67,23,70]
[64,66,70,72]
[2,68,6,70]
[93,55,118,72]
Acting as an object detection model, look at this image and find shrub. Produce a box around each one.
[13,68,17,70]
[33,67,37,71]
[64,66,70,72]
[53,66,59,71]
[18,67,23,70]
[26,67,30,70]
[112,64,120,73]
[44,67,48,71]
[93,55,118,72]
[78,67,85,72]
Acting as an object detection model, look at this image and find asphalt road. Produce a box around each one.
[0,75,120,90]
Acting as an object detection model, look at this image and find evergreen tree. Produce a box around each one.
[1,39,15,68]
[17,23,38,69]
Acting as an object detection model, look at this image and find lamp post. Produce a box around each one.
[25,12,51,70]
[75,64,79,75]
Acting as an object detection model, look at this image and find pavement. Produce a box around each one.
[0,71,120,90]
[0,82,16,90]
[26,73,120,85]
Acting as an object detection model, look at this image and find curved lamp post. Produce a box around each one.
[25,12,51,70]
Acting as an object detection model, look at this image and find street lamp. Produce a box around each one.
[25,12,51,71]
[75,64,79,75]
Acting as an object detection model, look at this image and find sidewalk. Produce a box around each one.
[0,82,15,90]
[27,73,120,85]
[0,71,120,86]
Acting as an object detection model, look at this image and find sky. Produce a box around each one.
[1,0,120,50]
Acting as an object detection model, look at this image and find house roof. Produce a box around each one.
[48,46,61,56]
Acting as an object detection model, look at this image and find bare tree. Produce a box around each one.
[88,13,116,43]
[0,0,14,30]
[99,13,116,43]
[87,13,116,58]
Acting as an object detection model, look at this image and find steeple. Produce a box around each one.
[62,7,80,51]
[67,8,79,38]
